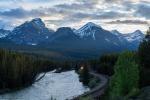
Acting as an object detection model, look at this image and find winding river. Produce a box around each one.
[0,70,89,100]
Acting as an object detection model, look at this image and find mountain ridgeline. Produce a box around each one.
[0,18,145,59]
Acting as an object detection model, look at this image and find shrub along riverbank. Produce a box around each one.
[75,63,100,89]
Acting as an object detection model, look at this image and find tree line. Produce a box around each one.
[0,49,40,90]
[0,49,73,91]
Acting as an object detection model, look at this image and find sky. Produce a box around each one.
[0,0,150,33]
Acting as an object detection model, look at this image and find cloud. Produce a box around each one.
[106,20,149,25]
[55,3,87,11]
[135,3,150,19]
[103,0,121,3]
[44,11,127,28]
[0,7,67,19]
[55,0,99,12]
[95,11,126,19]
[0,19,17,30]
[0,8,28,18]
[68,11,126,20]
[0,0,149,32]
[103,0,149,3]
[0,3,127,22]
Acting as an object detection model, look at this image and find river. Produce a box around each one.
[0,70,89,100]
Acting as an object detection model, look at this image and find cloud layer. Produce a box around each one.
[0,0,149,32]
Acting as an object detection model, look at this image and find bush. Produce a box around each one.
[126,88,140,98]
[88,77,99,88]
[79,96,93,100]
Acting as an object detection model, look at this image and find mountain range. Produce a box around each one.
[0,18,145,59]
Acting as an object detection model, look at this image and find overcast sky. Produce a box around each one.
[0,0,150,33]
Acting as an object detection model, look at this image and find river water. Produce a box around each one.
[0,70,89,100]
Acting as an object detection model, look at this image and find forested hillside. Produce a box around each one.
[0,49,60,90]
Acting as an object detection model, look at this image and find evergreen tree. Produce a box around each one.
[109,51,139,99]
[138,27,150,87]
[0,49,54,90]
[92,54,118,76]
[79,65,90,85]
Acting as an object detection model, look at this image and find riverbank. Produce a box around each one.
[73,72,109,99]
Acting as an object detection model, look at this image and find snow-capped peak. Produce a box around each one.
[32,18,42,21]
[111,30,121,36]
[85,22,100,28]
[74,22,101,40]
[31,18,45,27]
[124,30,144,42]
[13,18,47,35]
[131,30,143,35]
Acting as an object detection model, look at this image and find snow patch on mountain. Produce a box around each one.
[105,38,110,42]
[27,43,37,46]
[74,22,100,40]
[123,30,144,42]
[111,30,121,36]
[7,18,54,44]
[113,42,119,46]
[46,36,49,39]
[0,33,8,38]
[31,18,45,29]
[111,29,144,43]
[0,29,10,38]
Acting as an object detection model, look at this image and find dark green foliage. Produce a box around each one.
[0,49,39,89]
[36,59,57,72]
[109,51,139,99]
[0,49,56,90]
[91,54,118,76]
[138,40,150,69]
[139,68,150,88]
[60,61,72,71]
[138,28,150,87]
[88,77,99,89]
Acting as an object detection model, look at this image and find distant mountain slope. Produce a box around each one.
[49,27,79,43]
[112,30,145,50]
[0,19,145,59]
[46,22,128,57]
[74,22,101,40]
[123,30,144,43]
[7,18,54,45]
[0,29,10,38]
